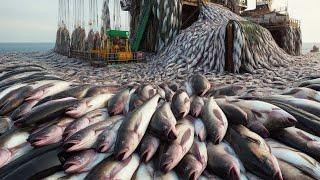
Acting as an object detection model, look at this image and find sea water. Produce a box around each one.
[0,43,54,53]
[0,42,318,54]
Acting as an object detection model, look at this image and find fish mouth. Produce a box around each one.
[63,130,77,140]
[273,171,283,180]
[28,136,50,147]
[116,148,130,161]
[97,142,110,153]
[160,159,173,173]
[188,170,199,180]
[213,135,221,145]
[191,107,202,117]
[179,111,187,118]
[66,103,87,118]
[63,159,82,173]
[141,148,153,163]
[63,139,83,152]
[229,166,240,180]
[287,117,297,126]
[167,128,178,141]
[0,149,11,168]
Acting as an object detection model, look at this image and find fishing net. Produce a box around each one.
[55,0,71,55]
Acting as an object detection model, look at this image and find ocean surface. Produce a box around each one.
[0,43,54,53]
[302,42,320,54]
[0,42,318,54]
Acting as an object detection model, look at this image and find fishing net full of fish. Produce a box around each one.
[54,26,70,56]
[150,3,293,77]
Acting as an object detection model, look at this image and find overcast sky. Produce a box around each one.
[0,0,319,43]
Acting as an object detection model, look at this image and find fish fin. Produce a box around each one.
[181,129,192,146]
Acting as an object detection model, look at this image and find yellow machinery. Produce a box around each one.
[91,30,144,62]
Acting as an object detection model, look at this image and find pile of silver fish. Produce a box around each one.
[1,64,320,180]
[148,3,292,78]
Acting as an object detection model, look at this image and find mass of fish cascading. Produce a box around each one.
[149,3,293,78]
[270,26,302,56]
[2,63,320,179]
[101,0,111,31]
[70,0,86,52]
[55,0,71,56]
[129,0,180,52]
[85,0,101,51]
[153,0,182,51]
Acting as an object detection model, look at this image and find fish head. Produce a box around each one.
[63,117,90,140]
[96,133,114,153]
[63,149,96,173]
[186,164,203,180]
[0,117,12,134]
[28,125,63,147]
[227,165,241,180]
[190,74,211,96]
[115,130,139,161]
[260,153,283,180]
[138,84,157,101]
[64,129,95,152]
[268,108,297,128]
[190,97,204,117]
[160,144,183,172]
[156,87,166,99]
[66,100,89,118]
[0,149,11,168]
[155,113,178,141]
[182,155,203,180]
[172,90,190,118]
[26,83,54,101]
[140,135,160,162]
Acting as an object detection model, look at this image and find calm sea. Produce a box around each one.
[302,42,320,54]
[0,43,54,54]
[0,42,318,54]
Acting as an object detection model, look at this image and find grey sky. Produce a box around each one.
[0,0,318,43]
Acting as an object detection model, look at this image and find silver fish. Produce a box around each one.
[85,153,140,180]
[267,139,320,179]
[201,97,228,144]
[149,102,178,141]
[159,120,194,172]
[114,94,160,160]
